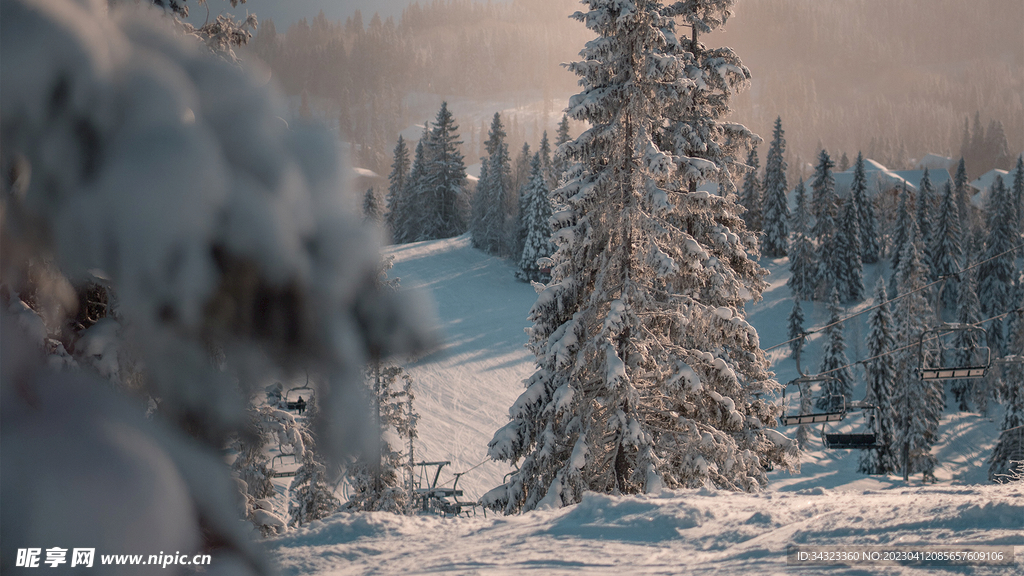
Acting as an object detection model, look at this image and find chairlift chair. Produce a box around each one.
[413,461,465,517]
[820,400,878,450]
[779,375,848,426]
[919,324,991,380]
[285,385,315,411]
[270,453,300,477]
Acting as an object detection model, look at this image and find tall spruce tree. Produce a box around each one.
[953,158,974,235]
[516,153,556,283]
[539,131,554,187]
[931,181,964,313]
[787,299,811,450]
[739,143,762,232]
[552,114,572,186]
[787,179,817,301]
[978,175,1016,356]
[386,136,411,243]
[952,269,982,411]
[363,188,382,224]
[889,183,915,298]
[916,169,937,278]
[988,296,1023,481]
[850,152,880,264]
[760,117,789,257]
[420,102,467,240]
[817,287,853,411]
[404,127,430,242]
[859,278,898,474]
[472,114,514,256]
[1012,155,1024,231]
[838,192,865,302]
[893,235,940,481]
[486,0,795,514]
[811,151,840,300]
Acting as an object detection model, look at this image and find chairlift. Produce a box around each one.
[779,375,847,426]
[821,400,878,450]
[270,453,300,478]
[413,461,474,517]
[918,324,991,380]
[285,385,315,412]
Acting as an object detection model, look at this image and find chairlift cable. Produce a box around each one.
[808,305,1023,379]
[764,242,1024,352]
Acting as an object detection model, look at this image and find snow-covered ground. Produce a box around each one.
[267,236,1024,575]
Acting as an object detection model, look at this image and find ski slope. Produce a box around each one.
[267,236,1024,575]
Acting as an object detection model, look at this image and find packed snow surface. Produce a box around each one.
[267,237,1024,574]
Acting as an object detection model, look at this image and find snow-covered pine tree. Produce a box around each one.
[552,114,572,186]
[851,152,881,264]
[739,143,762,232]
[817,287,853,411]
[486,0,794,514]
[892,235,940,482]
[953,158,975,235]
[838,192,865,302]
[1012,155,1023,231]
[859,277,898,474]
[346,364,418,513]
[288,416,341,527]
[811,151,841,300]
[987,295,1024,482]
[787,179,817,301]
[386,136,411,243]
[931,180,964,313]
[516,153,555,283]
[951,269,982,411]
[363,188,382,224]
[760,117,789,258]
[978,175,1017,357]
[419,102,467,240]
[539,131,554,187]
[472,114,514,255]
[916,169,937,278]
[888,183,914,298]
[403,127,430,242]
[786,299,812,449]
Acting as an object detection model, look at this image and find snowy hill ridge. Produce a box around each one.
[268,236,1022,575]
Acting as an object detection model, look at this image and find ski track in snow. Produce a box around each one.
[267,237,1024,575]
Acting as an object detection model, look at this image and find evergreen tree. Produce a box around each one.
[952,269,982,411]
[787,299,811,450]
[516,154,556,283]
[346,365,418,513]
[839,151,850,172]
[916,169,937,278]
[931,181,964,312]
[739,143,762,231]
[953,158,974,235]
[404,127,430,242]
[472,114,514,255]
[787,179,817,300]
[1012,155,1024,231]
[817,287,853,411]
[892,236,940,481]
[760,117,789,257]
[419,102,467,240]
[851,152,880,264]
[838,192,865,301]
[859,278,898,474]
[363,188,382,224]
[552,114,572,186]
[888,183,914,298]
[539,131,554,187]
[486,0,795,514]
[385,136,411,243]
[978,176,1016,356]
[288,422,341,526]
[989,298,1023,482]
[811,151,840,300]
